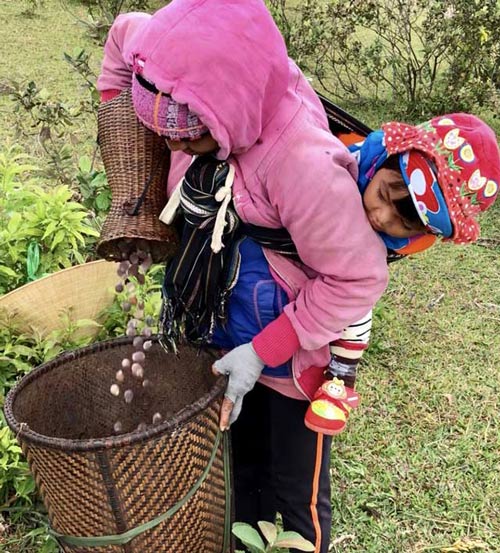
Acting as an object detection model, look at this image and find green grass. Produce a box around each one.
[1,1,499,552]
[330,235,500,552]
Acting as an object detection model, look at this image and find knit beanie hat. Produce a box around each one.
[131,63,208,141]
[383,114,500,244]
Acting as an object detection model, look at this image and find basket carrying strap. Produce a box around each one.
[51,431,232,549]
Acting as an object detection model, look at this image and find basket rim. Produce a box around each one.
[4,336,225,453]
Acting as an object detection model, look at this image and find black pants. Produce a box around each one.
[231,383,332,553]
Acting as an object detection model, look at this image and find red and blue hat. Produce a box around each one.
[383,113,500,244]
[399,151,453,238]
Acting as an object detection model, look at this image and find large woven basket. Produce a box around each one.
[4,338,232,552]
[0,260,118,339]
[97,89,178,263]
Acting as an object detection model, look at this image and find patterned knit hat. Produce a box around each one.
[383,114,500,244]
[131,71,208,141]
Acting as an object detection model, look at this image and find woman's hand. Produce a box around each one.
[212,343,265,430]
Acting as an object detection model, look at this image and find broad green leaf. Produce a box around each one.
[78,155,92,173]
[11,345,36,357]
[257,521,277,545]
[95,191,110,211]
[42,221,58,240]
[80,226,100,237]
[51,229,66,250]
[0,266,17,277]
[74,319,102,329]
[232,523,266,553]
[7,212,22,234]
[274,531,315,551]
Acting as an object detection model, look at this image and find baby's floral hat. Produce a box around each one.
[383,113,500,243]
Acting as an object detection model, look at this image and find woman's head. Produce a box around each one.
[132,72,219,155]
[127,0,290,159]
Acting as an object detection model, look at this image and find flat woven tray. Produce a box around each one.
[0,260,117,339]
[4,338,231,552]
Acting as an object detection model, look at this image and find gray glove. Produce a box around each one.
[212,342,265,426]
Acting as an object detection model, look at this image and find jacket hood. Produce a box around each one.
[129,0,290,159]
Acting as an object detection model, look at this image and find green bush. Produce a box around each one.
[66,0,155,44]
[268,0,500,122]
[0,145,99,294]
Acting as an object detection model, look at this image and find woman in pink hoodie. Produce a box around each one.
[98,1,389,550]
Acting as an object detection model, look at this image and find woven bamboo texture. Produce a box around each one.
[0,260,118,339]
[97,89,178,263]
[4,338,230,552]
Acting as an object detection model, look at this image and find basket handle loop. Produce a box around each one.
[127,146,168,216]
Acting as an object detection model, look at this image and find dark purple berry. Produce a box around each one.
[129,253,139,265]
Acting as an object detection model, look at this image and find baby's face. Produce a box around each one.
[363,168,427,238]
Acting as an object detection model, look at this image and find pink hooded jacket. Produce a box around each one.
[97,0,388,400]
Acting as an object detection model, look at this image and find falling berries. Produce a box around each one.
[132,351,145,363]
[110,248,158,435]
[124,389,134,403]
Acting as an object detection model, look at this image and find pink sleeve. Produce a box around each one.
[252,312,300,367]
[97,12,151,93]
[267,137,389,351]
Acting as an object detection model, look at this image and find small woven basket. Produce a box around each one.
[4,338,232,553]
[97,89,178,263]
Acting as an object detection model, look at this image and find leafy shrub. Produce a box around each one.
[0,145,99,294]
[233,521,315,553]
[0,426,35,509]
[268,0,500,121]
[65,0,154,44]
[76,155,111,218]
[20,0,45,17]
[4,79,86,184]
[64,48,101,115]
